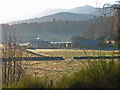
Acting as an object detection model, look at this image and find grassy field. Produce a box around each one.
[2,49,41,58]
[2,49,119,88]
[23,60,85,83]
[22,49,119,84]
[27,49,119,60]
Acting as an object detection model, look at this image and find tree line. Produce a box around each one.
[2,16,117,42]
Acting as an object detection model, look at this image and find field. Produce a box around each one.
[2,48,119,88]
[27,49,119,59]
[22,49,119,84]
[2,49,41,58]
[23,60,84,83]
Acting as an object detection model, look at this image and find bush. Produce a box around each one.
[55,59,119,88]
[3,76,47,88]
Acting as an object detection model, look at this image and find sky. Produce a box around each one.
[0,0,117,23]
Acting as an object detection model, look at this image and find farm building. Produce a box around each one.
[51,42,71,48]
[78,40,100,49]
[29,40,52,48]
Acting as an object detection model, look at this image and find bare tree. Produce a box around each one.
[0,24,2,90]
[102,1,120,47]
[2,24,25,86]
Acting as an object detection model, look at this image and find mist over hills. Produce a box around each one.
[36,5,102,17]
[25,12,96,22]
[3,5,112,42]
[7,5,102,24]
[69,5,101,15]
[35,9,68,17]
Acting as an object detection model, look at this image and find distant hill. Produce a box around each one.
[4,17,108,42]
[8,12,96,24]
[26,12,96,22]
[7,5,102,24]
[69,5,102,15]
[35,9,68,17]
[35,5,102,16]
[3,16,116,42]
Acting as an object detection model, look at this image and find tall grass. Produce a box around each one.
[2,50,119,88]
[2,76,47,88]
[55,59,119,88]
[55,49,119,88]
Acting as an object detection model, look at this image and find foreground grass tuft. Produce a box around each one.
[3,76,47,88]
[55,59,119,88]
[3,59,119,88]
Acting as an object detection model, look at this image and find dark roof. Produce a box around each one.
[79,40,99,45]
[30,40,51,44]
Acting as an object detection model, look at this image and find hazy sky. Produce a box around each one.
[0,0,117,23]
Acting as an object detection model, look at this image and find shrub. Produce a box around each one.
[3,76,47,88]
[55,59,119,88]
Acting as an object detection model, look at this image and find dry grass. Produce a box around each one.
[22,60,86,83]
[22,49,119,84]
[2,49,41,58]
[27,49,119,60]
[2,49,119,88]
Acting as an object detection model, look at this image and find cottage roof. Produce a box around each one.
[79,40,99,45]
[30,40,51,44]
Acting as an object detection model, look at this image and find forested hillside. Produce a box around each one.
[3,16,117,42]
[8,12,96,24]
